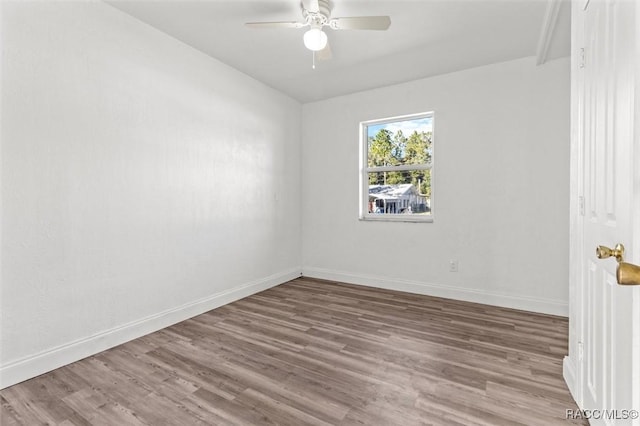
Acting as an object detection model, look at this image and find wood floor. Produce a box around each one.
[1,277,585,425]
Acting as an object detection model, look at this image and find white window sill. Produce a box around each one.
[359,214,434,223]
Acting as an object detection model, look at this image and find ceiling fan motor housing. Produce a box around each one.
[303,0,332,26]
[316,0,331,20]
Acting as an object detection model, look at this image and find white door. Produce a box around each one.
[570,0,640,424]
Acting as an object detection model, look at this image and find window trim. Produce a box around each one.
[359,111,434,223]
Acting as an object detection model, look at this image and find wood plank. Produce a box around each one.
[0,278,585,425]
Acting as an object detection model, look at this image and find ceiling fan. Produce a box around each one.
[245,0,391,62]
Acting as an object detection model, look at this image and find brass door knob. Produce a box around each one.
[596,243,625,262]
[596,243,640,286]
[617,262,640,286]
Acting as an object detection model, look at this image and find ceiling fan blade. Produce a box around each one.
[245,21,306,29]
[329,16,391,31]
[317,41,332,61]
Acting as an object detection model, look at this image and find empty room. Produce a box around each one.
[1,0,639,425]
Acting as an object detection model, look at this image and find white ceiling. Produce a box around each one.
[107,0,571,103]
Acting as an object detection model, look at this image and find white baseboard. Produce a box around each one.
[0,268,302,390]
[563,355,581,409]
[302,267,568,317]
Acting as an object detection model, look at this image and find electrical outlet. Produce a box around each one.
[449,260,459,272]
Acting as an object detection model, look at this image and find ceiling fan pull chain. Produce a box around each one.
[312,50,316,69]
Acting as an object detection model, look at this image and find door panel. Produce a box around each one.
[573,0,639,424]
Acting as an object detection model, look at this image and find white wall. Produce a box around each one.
[0,1,301,388]
[301,56,570,316]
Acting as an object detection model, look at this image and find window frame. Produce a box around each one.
[359,111,434,223]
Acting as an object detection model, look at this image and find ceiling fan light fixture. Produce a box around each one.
[303,27,327,51]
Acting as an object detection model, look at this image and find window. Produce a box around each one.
[360,112,433,222]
